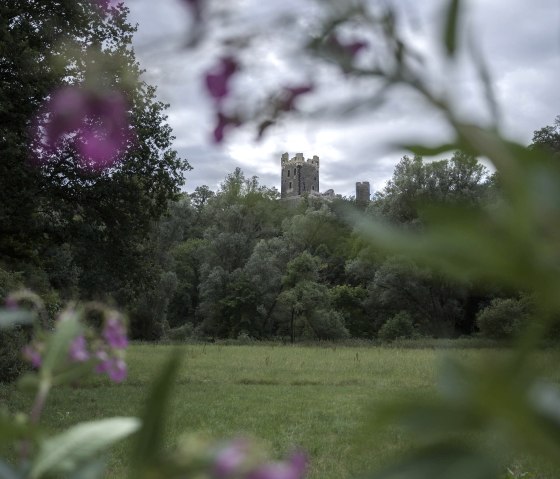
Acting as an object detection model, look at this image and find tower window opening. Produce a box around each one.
[294,168,296,175]
[289,181,292,189]
[287,170,290,177]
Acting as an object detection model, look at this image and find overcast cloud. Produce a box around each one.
[126,0,560,197]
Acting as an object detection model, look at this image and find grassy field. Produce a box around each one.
[2,343,560,478]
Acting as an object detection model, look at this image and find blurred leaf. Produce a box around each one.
[397,143,457,157]
[443,0,461,57]
[363,444,499,479]
[0,461,20,479]
[67,458,106,479]
[0,309,35,329]
[41,310,81,377]
[0,409,32,443]
[17,373,40,393]
[129,350,182,477]
[30,417,140,478]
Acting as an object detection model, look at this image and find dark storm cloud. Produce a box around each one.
[127,0,559,197]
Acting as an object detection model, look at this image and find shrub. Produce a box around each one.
[0,268,29,382]
[167,322,195,341]
[378,311,416,341]
[476,297,529,340]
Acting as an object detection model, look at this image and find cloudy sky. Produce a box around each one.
[125,0,559,197]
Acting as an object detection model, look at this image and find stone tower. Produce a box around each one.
[280,152,320,198]
[356,181,370,208]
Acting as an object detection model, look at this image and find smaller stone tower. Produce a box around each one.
[281,152,320,198]
[356,181,370,208]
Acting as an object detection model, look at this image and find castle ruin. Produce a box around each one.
[280,152,370,205]
[280,152,319,198]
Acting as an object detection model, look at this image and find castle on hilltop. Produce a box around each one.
[280,152,370,205]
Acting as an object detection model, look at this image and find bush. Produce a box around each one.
[0,267,30,382]
[166,322,195,341]
[476,297,529,339]
[378,311,416,341]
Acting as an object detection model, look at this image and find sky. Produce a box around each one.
[125,0,560,197]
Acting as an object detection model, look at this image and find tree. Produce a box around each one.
[530,116,560,158]
[370,152,489,225]
[0,1,189,317]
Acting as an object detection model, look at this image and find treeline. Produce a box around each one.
[138,125,560,342]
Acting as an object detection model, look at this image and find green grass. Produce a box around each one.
[2,344,560,478]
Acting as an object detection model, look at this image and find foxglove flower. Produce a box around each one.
[247,452,307,479]
[213,439,250,477]
[213,112,240,144]
[23,343,43,368]
[103,315,128,349]
[32,86,131,171]
[279,85,314,112]
[205,57,238,102]
[69,335,90,362]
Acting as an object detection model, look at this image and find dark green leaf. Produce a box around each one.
[362,444,499,479]
[129,350,182,477]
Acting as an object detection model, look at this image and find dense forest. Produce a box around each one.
[1,1,559,348]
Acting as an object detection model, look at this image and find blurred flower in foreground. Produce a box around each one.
[21,304,129,383]
[205,57,239,103]
[31,86,131,171]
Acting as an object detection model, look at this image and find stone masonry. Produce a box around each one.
[280,152,320,198]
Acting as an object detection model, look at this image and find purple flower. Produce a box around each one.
[107,358,127,383]
[95,352,127,383]
[212,112,240,144]
[213,439,250,477]
[205,57,239,102]
[248,452,307,479]
[23,344,42,368]
[31,86,131,171]
[327,35,368,59]
[69,335,90,362]
[279,85,314,112]
[102,315,128,349]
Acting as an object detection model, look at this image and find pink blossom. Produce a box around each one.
[69,335,90,362]
[213,112,239,144]
[279,85,314,112]
[247,452,307,479]
[23,344,42,368]
[107,358,127,383]
[102,315,128,349]
[213,439,250,477]
[205,57,238,102]
[328,35,368,59]
[31,86,131,171]
[4,296,18,310]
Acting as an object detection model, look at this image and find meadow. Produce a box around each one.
[2,343,560,478]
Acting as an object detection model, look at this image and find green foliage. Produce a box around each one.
[476,298,530,340]
[378,311,416,342]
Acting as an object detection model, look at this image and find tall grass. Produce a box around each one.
[2,344,559,478]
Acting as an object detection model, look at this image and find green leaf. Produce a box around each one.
[0,461,20,479]
[41,310,82,376]
[129,350,182,477]
[443,0,461,57]
[397,143,457,157]
[0,409,33,443]
[0,309,35,329]
[363,444,499,479]
[68,458,106,479]
[30,417,140,478]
